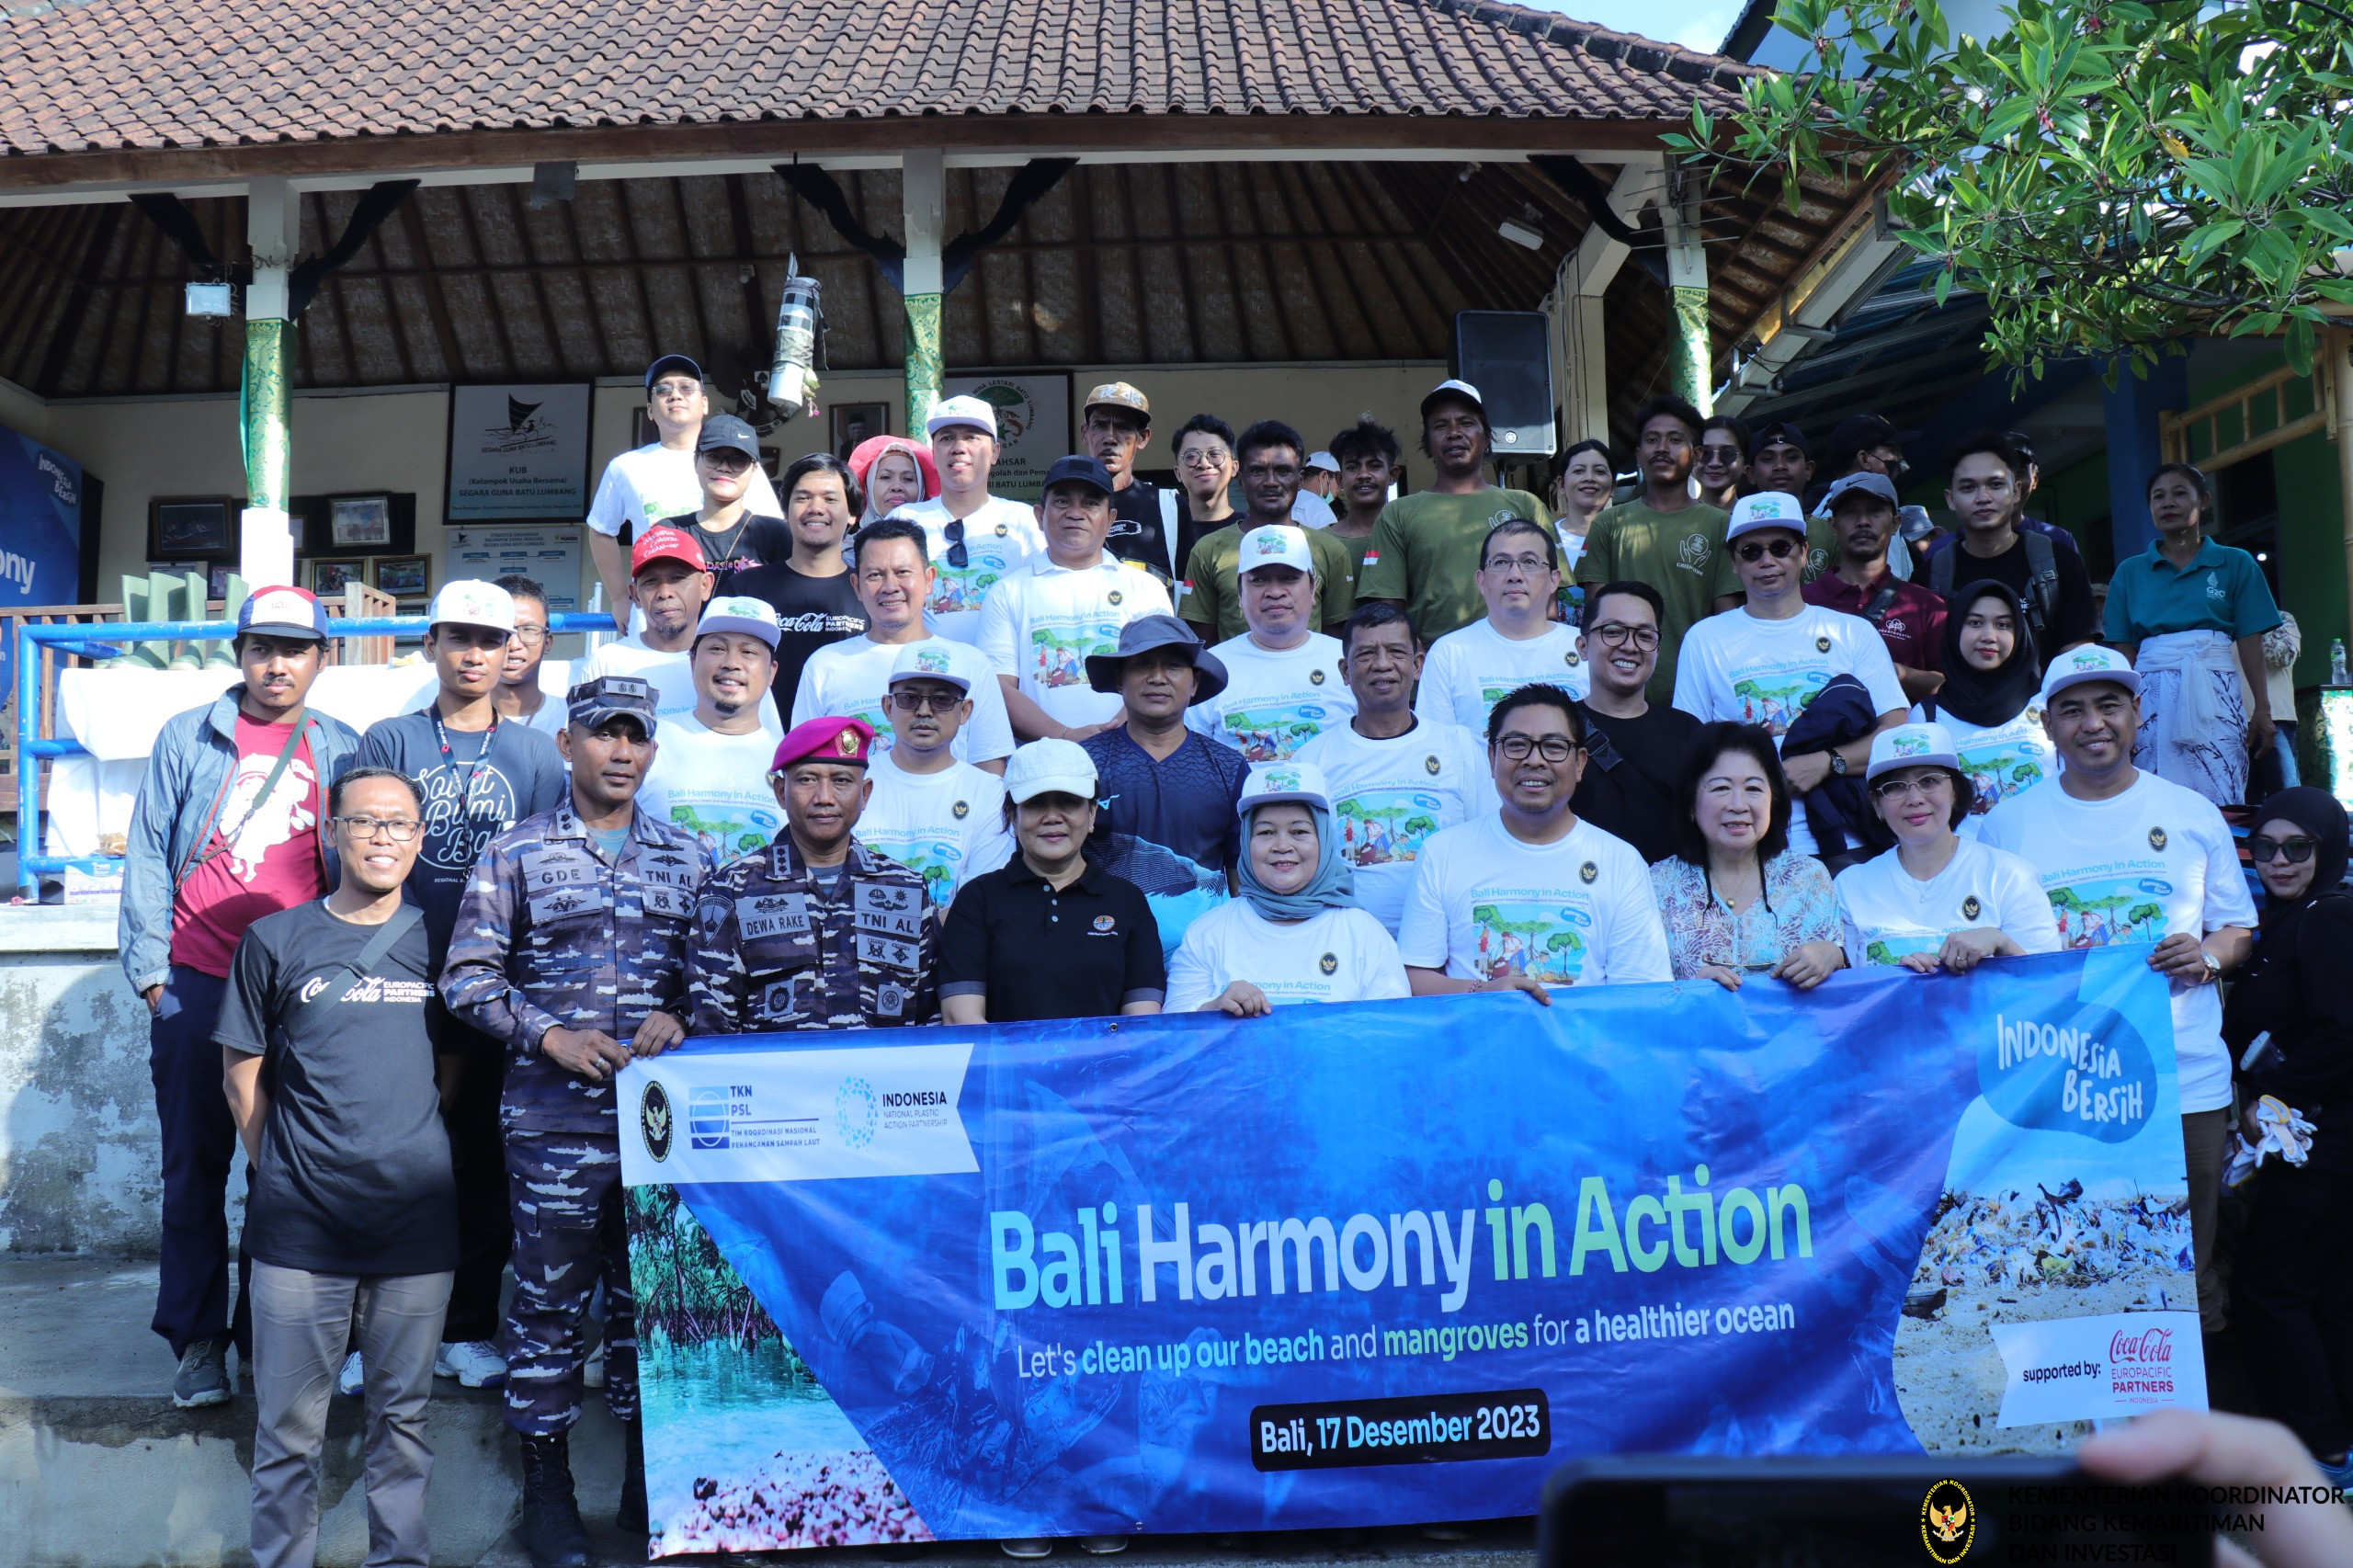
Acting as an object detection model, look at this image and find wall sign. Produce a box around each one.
[447,525,585,615]
[446,383,593,520]
[941,371,1071,502]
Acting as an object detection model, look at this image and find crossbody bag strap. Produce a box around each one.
[176,707,311,889]
[285,903,424,1040]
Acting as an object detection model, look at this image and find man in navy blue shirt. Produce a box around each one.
[1079,615,1247,958]
[354,578,566,1392]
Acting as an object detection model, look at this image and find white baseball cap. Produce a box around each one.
[926,394,998,439]
[886,641,972,695]
[1305,450,1340,473]
[1726,491,1809,542]
[427,578,516,633]
[1237,524,1313,577]
[1865,722,1963,783]
[1004,738,1098,805]
[1237,759,1333,816]
[696,595,781,650]
[1421,378,1485,418]
[2040,642,2142,705]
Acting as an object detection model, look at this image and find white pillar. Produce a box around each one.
[901,149,946,434]
[239,177,301,588]
[1661,171,1711,417]
[1550,161,1662,448]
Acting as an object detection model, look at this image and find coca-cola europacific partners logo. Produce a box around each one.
[2109,1324,2176,1397]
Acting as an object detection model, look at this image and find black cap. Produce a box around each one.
[1823,413,1919,458]
[1747,420,1810,460]
[696,415,760,457]
[1083,613,1230,703]
[566,676,658,733]
[645,354,703,391]
[1041,454,1116,497]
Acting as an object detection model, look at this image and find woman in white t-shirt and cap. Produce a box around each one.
[1166,760,1410,1015]
[1835,721,2060,971]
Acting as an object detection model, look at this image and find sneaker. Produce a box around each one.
[1078,1538,1128,1555]
[434,1340,508,1388]
[998,1541,1053,1559]
[171,1337,231,1409]
[583,1337,606,1391]
[336,1351,365,1398]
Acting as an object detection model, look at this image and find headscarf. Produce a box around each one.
[2250,787,2350,923]
[1236,800,1357,922]
[847,435,939,524]
[1933,579,2041,728]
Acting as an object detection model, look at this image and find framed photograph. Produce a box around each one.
[207,562,234,600]
[830,403,890,461]
[329,494,393,549]
[447,382,593,521]
[372,554,431,597]
[148,497,237,559]
[310,557,367,597]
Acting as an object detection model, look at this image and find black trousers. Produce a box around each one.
[148,965,253,1358]
[2234,1154,2353,1458]
[429,1006,512,1346]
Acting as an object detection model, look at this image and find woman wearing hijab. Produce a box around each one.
[1834,722,2060,971]
[1915,580,2058,836]
[2222,787,2353,1489]
[847,434,940,526]
[2106,461,2281,806]
[1165,760,1409,1014]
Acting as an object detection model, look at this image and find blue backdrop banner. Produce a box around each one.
[620,949,2203,1554]
[0,426,84,698]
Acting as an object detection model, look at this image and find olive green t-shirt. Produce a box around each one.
[1177,521,1361,645]
[1573,499,1736,703]
[1352,487,1553,642]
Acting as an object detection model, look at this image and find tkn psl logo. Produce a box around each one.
[1919,1478,1974,1563]
[835,1075,878,1151]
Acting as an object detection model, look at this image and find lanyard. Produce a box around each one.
[431,710,499,818]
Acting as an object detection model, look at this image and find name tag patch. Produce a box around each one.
[738,892,813,943]
[854,881,925,943]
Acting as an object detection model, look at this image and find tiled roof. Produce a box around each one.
[0,0,1756,159]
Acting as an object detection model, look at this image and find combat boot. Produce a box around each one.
[616,1416,648,1535]
[517,1431,592,1568]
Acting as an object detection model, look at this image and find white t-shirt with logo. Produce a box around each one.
[585,441,781,539]
[1188,632,1356,762]
[1398,813,1671,986]
[1292,718,1497,936]
[853,752,1013,910]
[900,494,1048,645]
[975,553,1175,731]
[1913,702,2057,841]
[1415,618,1590,731]
[1671,603,1908,855]
[790,634,1016,765]
[639,716,787,862]
[1834,837,2061,969]
[1165,901,1410,1012]
[1977,771,2257,1112]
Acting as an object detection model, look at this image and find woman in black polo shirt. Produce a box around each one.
[939,739,1165,1023]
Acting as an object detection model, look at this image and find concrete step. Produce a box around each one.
[0,1258,1536,1568]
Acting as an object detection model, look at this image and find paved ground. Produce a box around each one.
[0,1256,1537,1568]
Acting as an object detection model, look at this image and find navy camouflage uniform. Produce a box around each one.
[440,799,713,1437]
[686,835,939,1033]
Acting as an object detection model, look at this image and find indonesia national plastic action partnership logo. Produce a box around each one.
[835,1075,879,1150]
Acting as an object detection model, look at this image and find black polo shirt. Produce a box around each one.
[938,858,1165,1022]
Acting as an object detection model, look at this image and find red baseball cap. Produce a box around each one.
[631,525,708,575]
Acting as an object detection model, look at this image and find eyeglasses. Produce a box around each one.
[2249,835,2318,865]
[1870,773,1954,802]
[1588,621,1660,650]
[890,689,963,713]
[700,450,756,475]
[942,518,969,572]
[1699,444,1744,464]
[1482,553,1552,575]
[335,815,423,842]
[1495,734,1579,762]
[510,625,550,647]
[1733,538,1803,562]
[1178,449,1232,470]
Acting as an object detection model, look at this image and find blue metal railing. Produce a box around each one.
[13,612,614,893]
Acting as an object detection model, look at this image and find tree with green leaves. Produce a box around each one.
[1671,0,2353,376]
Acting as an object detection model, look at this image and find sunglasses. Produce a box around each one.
[942,518,969,572]
[2249,835,2318,865]
[1699,444,1744,464]
[890,689,963,713]
[1733,538,1802,562]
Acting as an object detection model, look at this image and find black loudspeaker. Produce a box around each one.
[1453,311,1556,459]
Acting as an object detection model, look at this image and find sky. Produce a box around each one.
[1522,0,1749,53]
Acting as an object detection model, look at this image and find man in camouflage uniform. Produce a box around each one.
[439,676,711,1568]
[687,716,938,1033]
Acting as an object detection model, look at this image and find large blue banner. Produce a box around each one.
[0,425,84,696]
[620,949,2202,1554]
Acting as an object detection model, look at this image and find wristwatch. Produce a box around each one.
[2200,949,2223,984]
[1828,752,1848,777]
